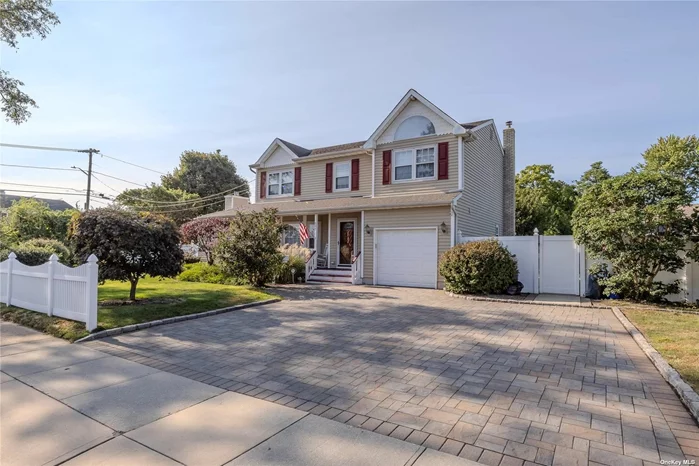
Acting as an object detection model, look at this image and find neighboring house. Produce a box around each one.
[0,190,74,217]
[205,89,515,288]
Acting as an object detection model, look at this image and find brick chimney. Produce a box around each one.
[224,193,250,210]
[502,121,516,236]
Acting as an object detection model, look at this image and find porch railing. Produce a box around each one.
[305,250,317,282]
[351,251,362,285]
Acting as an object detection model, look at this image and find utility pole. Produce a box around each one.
[76,148,99,210]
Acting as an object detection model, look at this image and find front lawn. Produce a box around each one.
[623,309,699,392]
[1,277,278,342]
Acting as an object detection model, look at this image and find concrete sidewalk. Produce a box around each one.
[0,322,481,466]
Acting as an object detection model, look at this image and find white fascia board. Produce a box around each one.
[250,138,298,169]
[363,89,464,149]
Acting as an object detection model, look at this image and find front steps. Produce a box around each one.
[307,268,353,284]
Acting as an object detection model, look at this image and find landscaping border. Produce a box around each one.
[445,291,610,309]
[612,306,699,423]
[74,298,281,343]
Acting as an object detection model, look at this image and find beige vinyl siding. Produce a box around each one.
[456,123,504,237]
[362,206,451,288]
[374,134,459,197]
[299,154,372,201]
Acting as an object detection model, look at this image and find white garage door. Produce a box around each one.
[376,228,437,288]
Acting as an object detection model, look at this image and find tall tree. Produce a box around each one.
[640,135,699,197]
[572,170,699,302]
[575,161,611,195]
[114,184,202,225]
[0,0,60,124]
[161,150,249,214]
[71,208,183,300]
[515,164,576,235]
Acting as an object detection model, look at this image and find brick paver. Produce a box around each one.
[87,285,699,465]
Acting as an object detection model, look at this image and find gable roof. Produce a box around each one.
[363,89,468,149]
[0,194,73,211]
[278,139,311,157]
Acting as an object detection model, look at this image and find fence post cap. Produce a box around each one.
[48,254,58,262]
[533,228,539,235]
[87,254,98,263]
[8,252,16,259]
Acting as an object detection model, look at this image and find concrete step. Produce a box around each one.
[307,274,352,284]
[312,269,352,277]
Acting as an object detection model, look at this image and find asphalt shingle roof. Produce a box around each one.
[0,194,73,211]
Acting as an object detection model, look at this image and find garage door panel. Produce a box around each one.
[376,229,437,288]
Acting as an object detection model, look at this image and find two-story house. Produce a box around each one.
[205,89,515,289]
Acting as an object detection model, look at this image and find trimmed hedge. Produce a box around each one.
[0,244,53,266]
[178,262,241,285]
[439,239,518,295]
[21,238,71,263]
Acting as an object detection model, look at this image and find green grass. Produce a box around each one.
[623,309,699,392]
[1,276,278,342]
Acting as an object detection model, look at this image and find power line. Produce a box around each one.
[0,163,79,172]
[100,153,166,175]
[0,143,88,153]
[0,181,87,191]
[90,170,149,187]
[0,188,106,197]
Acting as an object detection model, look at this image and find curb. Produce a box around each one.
[611,306,699,423]
[445,292,610,309]
[74,298,281,344]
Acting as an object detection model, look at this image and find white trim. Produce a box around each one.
[468,119,494,133]
[327,212,332,267]
[294,149,370,163]
[363,89,465,149]
[373,226,439,289]
[392,145,437,183]
[457,135,464,191]
[251,138,300,169]
[336,218,357,267]
[333,161,351,192]
[314,214,319,251]
[371,149,375,198]
[266,168,295,198]
[360,211,365,279]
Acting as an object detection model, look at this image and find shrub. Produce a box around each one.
[0,244,53,266]
[439,239,518,295]
[215,209,282,286]
[274,244,312,284]
[178,262,241,285]
[21,238,71,263]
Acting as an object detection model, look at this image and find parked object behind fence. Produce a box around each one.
[0,253,98,331]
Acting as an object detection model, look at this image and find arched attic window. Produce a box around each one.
[394,115,436,141]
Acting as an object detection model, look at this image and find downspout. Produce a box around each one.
[450,193,462,248]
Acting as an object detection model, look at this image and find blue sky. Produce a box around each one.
[1,1,697,205]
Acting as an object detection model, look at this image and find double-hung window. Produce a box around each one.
[394,146,436,181]
[334,162,350,191]
[268,170,294,197]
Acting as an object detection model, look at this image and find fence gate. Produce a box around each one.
[539,236,583,295]
[458,232,585,296]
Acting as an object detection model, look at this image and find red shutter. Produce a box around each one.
[382,150,392,185]
[438,142,449,180]
[294,167,302,196]
[259,171,266,199]
[325,163,333,193]
[351,159,360,191]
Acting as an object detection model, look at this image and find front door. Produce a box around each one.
[338,220,355,266]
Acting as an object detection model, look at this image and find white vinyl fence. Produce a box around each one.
[459,231,699,302]
[458,231,585,296]
[0,253,98,330]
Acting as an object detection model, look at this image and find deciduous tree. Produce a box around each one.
[71,208,183,300]
[162,150,249,214]
[180,217,231,264]
[114,184,202,225]
[0,0,60,124]
[575,161,611,195]
[515,164,576,235]
[0,198,75,245]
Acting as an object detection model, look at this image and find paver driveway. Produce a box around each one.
[88,285,699,466]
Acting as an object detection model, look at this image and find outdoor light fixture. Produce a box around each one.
[440,222,447,234]
[365,224,372,235]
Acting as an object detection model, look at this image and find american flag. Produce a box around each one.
[298,223,309,245]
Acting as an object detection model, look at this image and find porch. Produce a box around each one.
[279,212,363,285]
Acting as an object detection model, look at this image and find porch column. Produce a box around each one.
[360,211,365,279]
[328,212,332,267]
[314,214,319,251]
